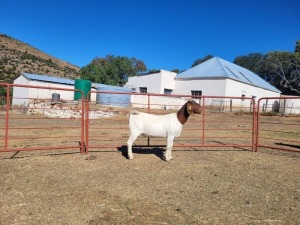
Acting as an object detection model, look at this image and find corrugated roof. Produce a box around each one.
[22,73,132,92]
[176,57,280,93]
[22,73,75,85]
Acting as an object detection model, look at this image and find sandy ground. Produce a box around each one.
[1,107,300,224]
[0,148,299,225]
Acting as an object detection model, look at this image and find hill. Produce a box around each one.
[0,34,81,83]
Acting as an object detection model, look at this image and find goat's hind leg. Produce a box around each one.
[127,133,139,160]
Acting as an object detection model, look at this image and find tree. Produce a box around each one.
[261,51,300,95]
[294,40,300,63]
[80,55,147,86]
[191,55,213,67]
[233,41,300,96]
[234,53,264,75]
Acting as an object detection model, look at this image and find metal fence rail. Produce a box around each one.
[1,83,300,156]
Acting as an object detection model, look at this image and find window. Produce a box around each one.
[164,89,172,95]
[241,94,246,106]
[191,90,202,99]
[139,87,147,93]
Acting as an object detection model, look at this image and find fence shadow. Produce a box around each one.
[0,150,80,160]
[275,143,300,149]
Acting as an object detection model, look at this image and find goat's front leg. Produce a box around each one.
[127,133,139,160]
[165,136,174,161]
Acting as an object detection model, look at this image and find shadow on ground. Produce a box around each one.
[117,145,165,160]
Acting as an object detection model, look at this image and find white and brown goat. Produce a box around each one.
[127,100,201,161]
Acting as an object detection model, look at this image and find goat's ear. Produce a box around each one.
[187,102,193,114]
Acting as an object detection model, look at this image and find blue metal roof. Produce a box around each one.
[22,73,131,92]
[22,73,75,85]
[176,57,280,93]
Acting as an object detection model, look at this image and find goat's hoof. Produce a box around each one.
[128,156,134,160]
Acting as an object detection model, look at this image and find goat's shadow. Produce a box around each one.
[117,145,165,161]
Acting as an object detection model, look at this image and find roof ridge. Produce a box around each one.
[214,57,229,78]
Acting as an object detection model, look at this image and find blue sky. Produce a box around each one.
[1,0,299,71]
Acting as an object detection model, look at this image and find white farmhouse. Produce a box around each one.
[125,57,281,109]
[126,57,280,98]
[173,57,280,98]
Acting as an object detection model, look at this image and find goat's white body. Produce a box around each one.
[127,111,183,161]
[129,112,183,137]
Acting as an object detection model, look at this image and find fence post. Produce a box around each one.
[252,98,256,152]
[5,84,10,151]
[202,97,205,145]
[255,99,261,152]
[147,94,150,146]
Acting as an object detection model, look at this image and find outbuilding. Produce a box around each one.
[12,73,130,107]
[12,73,79,106]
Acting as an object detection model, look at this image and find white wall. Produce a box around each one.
[130,94,188,110]
[173,78,227,97]
[126,72,161,93]
[160,70,176,93]
[125,70,176,94]
[12,75,30,105]
[225,79,280,99]
[280,96,300,114]
[28,80,76,100]
[225,79,281,110]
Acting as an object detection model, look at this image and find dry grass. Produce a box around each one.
[0,111,300,224]
[1,149,299,224]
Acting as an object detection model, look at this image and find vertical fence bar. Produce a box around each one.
[4,84,10,151]
[201,97,205,145]
[81,97,86,154]
[85,93,90,154]
[251,98,256,152]
[147,94,150,146]
[255,99,260,152]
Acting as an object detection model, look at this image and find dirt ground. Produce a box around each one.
[1,108,300,224]
[0,147,299,225]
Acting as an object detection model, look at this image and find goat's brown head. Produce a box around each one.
[186,100,202,115]
[177,100,202,125]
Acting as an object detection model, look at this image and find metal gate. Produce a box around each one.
[0,83,86,154]
[255,96,300,153]
[85,91,256,154]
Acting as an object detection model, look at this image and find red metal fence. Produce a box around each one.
[1,83,299,156]
[255,96,300,153]
[85,91,257,154]
[0,83,86,154]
